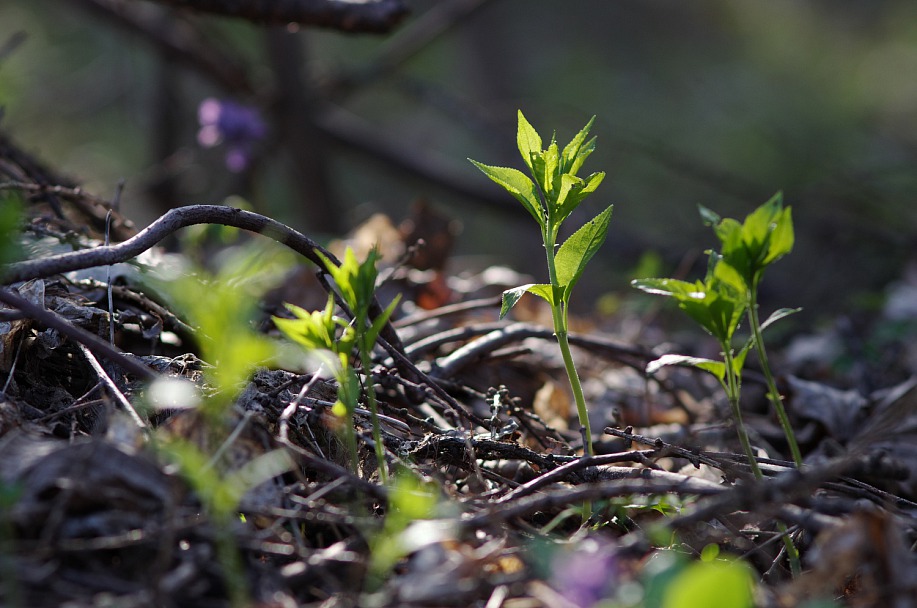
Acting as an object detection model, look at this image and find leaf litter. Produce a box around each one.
[1,174,917,608]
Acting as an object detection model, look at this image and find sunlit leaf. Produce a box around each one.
[366,295,401,347]
[662,559,754,608]
[763,204,794,265]
[646,354,726,383]
[516,110,542,173]
[631,278,705,299]
[555,205,613,301]
[500,283,553,318]
[759,306,802,332]
[561,115,595,174]
[469,160,544,228]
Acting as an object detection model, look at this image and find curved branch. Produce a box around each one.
[2,204,407,359]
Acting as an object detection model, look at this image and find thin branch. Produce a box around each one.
[424,322,651,378]
[143,0,409,33]
[461,476,725,530]
[0,287,158,381]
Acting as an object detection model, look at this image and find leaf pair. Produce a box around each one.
[273,294,355,369]
[500,204,613,317]
[701,191,794,287]
[633,256,746,345]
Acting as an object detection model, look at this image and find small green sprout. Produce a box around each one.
[275,247,399,484]
[470,111,612,460]
[274,293,361,473]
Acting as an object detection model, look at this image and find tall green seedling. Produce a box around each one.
[699,193,802,466]
[470,111,612,460]
[632,195,802,574]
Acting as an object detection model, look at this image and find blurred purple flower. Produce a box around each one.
[549,538,619,608]
[197,98,267,172]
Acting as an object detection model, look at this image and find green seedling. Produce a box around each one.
[470,111,612,460]
[147,244,296,607]
[634,255,762,478]
[273,293,362,474]
[700,193,802,467]
[633,194,801,575]
[275,247,399,484]
[148,244,290,418]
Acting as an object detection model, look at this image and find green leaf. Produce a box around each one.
[542,141,560,197]
[631,277,705,299]
[698,205,721,227]
[561,116,595,174]
[516,110,542,173]
[469,160,544,228]
[646,354,726,383]
[763,205,794,265]
[500,283,553,318]
[555,205,613,300]
[556,171,605,224]
[365,295,401,347]
[711,258,748,302]
[759,307,802,332]
[662,559,754,608]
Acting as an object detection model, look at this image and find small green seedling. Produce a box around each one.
[700,193,802,467]
[633,194,802,574]
[274,292,362,474]
[148,244,296,607]
[275,247,399,484]
[470,111,612,460]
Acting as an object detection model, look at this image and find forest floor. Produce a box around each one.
[2,143,917,608]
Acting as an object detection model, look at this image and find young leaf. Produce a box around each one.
[365,295,402,347]
[468,160,544,228]
[542,140,560,198]
[516,110,542,173]
[698,205,721,227]
[646,354,726,383]
[500,283,553,318]
[631,277,705,300]
[759,307,802,332]
[556,171,606,224]
[561,116,596,174]
[762,205,794,265]
[555,205,613,300]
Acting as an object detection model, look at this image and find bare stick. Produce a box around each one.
[0,287,157,381]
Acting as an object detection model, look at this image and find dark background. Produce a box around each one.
[3,0,917,326]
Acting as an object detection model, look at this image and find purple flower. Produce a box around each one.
[197,98,267,172]
[549,538,619,608]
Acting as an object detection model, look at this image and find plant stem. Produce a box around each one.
[723,343,801,576]
[721,346,763,480]
[748,283,803,467]
[543,229,593,458]
[360,341,389,485]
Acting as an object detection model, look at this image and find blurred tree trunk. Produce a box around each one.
[266,28,339,233]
